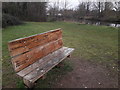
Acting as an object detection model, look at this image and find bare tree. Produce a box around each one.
[104,2,113,11]
[77,2,86,18]
[103,2,113,19]
[75,1,91,20]
[93,2,104,18]
[85,2,91,16]
[113,2,120,20]
[61,0,70,10]
[114,1,120,11]
[61,0,71,20]
[47,0,61,21]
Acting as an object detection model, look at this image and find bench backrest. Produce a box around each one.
[8,28,63,72]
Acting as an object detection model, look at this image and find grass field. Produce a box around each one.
[2,21,119,88]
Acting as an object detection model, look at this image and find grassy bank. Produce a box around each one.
[2,21,118,88]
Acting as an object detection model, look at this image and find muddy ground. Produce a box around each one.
[54,57,118,88]
[3,57,118,88]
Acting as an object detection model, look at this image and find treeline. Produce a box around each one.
[3,2,47,21]
[75,2,120,22]
[47,1,120,23]
[2,1,120,28]
[2,2,47,28]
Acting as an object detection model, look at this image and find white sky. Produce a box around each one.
[48,0,79,9]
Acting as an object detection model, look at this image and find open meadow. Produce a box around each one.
[2,22,119,88]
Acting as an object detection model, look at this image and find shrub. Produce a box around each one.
[47,17,57,22]
[2,13,23,28]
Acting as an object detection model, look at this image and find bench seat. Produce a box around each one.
[17,47,74,83]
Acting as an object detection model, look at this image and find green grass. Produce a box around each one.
[2,21,119,88]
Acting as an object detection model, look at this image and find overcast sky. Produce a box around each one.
[48,0,79,9]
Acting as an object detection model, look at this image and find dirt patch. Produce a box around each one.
[54,57,118,88]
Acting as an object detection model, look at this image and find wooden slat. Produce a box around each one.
[8,29,62,57]
[12,39,63,72]
[23,47,74,83]
[17,47,69,77]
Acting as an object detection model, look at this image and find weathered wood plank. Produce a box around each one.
[23,47,74,83]
[12,39,63,72]
[17,47,68,77]
[8,29,62,57]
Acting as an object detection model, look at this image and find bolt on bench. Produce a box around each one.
[8,28,74,88]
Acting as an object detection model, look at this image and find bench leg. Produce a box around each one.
[56,61,64,68]
[41,74,46,80]
[67,54,71,58]
[23,79,35,88]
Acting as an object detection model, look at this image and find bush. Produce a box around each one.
[2,13,23,28]
[47,17,57,22]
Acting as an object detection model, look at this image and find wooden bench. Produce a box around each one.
[8,28,74,88]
